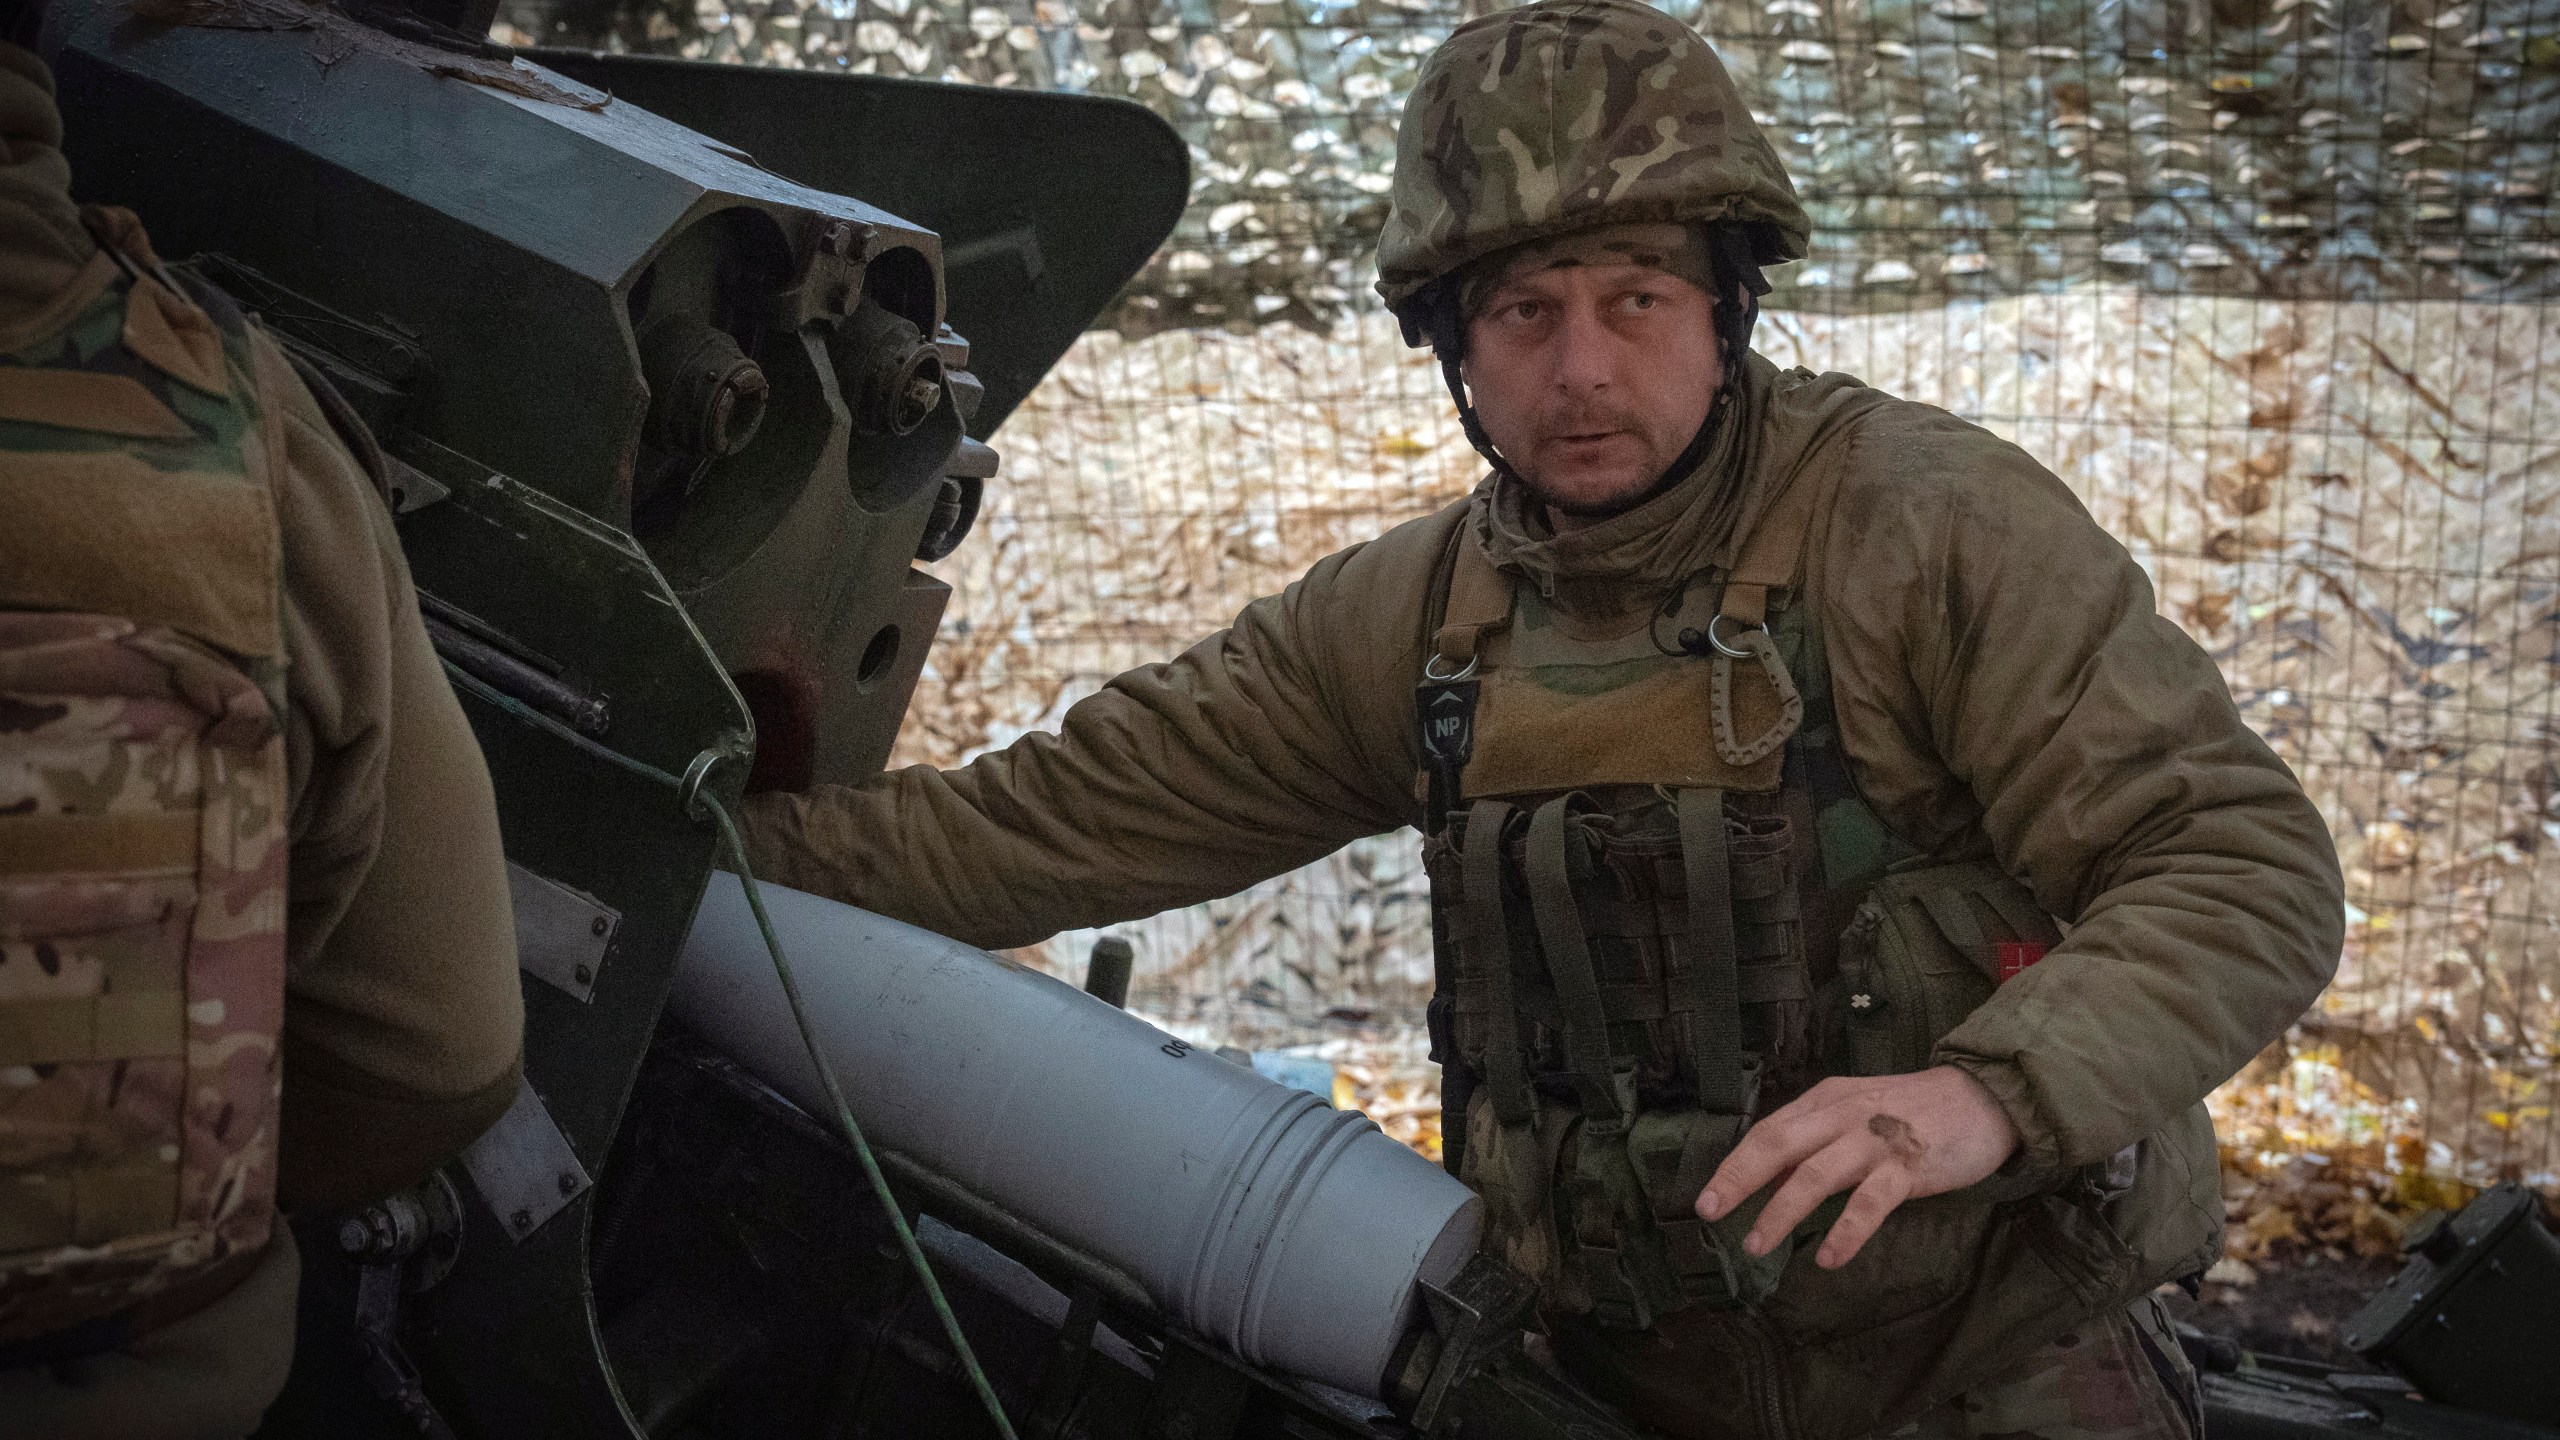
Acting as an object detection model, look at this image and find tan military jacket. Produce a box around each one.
[749,349,2339,1184]
[0,42,522,1438]
[743,352,2342,1425]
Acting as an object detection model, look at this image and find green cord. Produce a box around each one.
[442,662,1021,1439]
[693,795,1023,1439]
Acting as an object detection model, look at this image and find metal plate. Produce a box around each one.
[460,1078,592,1243]
[509,861,619,1004]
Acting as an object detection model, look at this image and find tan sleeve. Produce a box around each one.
[1813,405,2343,1182]
[739,505,1464,950]
[254,333,523,1212]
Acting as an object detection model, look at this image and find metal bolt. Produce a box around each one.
[637,318,769,465]
[591,915,610,937]
[574,963,594,986]
[337,1217,373,1255]
[558,1172,579,1197]
[905,374,945,422]
[510,1208,532,1232]
[818,220,855,256]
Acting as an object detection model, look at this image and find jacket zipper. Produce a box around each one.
[1740,1313,1792,1440]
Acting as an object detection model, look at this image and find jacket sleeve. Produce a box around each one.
[737,509,1460,951]
[1815,407,2343,1182]
[258,333,524,1212]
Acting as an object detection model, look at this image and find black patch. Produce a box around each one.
[1416,674,1480,833]
[215,1101,234,1140]
[1418,678,1478,768]
[0,796,32,815]
[33,943,59,977]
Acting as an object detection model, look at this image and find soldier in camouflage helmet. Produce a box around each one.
[744,2,2343,1437]
[1372,0,1807,312]
[1376,0,1807,511]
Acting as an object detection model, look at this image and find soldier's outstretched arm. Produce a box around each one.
[738,506,1466,950]
[1705,405,2342,1264]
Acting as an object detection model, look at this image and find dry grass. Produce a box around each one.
[894,286,2560,1207]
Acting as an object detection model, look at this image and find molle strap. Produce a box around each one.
[1710,632,1802,767]
[1669,1110,1751,1224]
[1917,886,1991,961]
[1463,800,1536,1126]
[1735,961,1809,1004]
[1675,789,1749,1114]
[1704,473,1819,771]
[1716,465,1829,630]
[1980,878,2058,945]
[1524,797,1627,1127]
[1431,529,1512,669]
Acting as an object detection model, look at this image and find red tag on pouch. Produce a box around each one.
[1996,942,2047,983]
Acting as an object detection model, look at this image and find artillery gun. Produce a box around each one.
[33,0,1628,1434]
[30,1,2560,1435]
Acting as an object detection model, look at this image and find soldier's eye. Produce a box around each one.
[1625,291,1660,312]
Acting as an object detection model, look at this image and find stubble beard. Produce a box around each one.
[1525,470,1659,521]
[1510,401,1664,522]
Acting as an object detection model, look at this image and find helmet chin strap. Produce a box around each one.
[1426,229,1769,521]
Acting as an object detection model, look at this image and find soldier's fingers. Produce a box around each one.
[1698,1102,1854,1220]
[1742,1135,1875,1255]
[1812,1161,1913,1269]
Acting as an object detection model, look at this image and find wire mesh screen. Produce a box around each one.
[512,0,2560,1203]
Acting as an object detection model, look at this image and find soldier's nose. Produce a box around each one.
[1549,317,1618,393]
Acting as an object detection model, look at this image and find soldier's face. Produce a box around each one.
[1461,263,1722,523]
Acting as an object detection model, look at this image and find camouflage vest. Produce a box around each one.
[1417,466,2064,1332]
[0,214,289,1350]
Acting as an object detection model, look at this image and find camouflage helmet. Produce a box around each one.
[1374,0,1810,320]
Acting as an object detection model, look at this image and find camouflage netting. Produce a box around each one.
[499,0,2560,1238]
[889,294,2560,1211]
[503,0,2559,331]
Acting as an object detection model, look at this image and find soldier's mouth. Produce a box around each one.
[1549,433,1641,464]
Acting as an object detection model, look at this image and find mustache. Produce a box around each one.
[1531,400,1644,441]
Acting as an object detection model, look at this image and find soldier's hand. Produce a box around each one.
[1693,1065,2018,1269]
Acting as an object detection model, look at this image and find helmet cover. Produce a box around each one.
[1374,0,1809,320]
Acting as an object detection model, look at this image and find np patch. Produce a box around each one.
[1418,677,1478,768]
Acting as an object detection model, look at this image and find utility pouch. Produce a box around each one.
[1836,860,2061,1077]
[0,248,289,1348]
[1435,789,1823,1330]
[1626,1107,1791,1313]
[0,615,287,1345]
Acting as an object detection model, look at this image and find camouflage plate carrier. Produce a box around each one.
[0,208,288,1354]
[1416,452,2071,1332]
